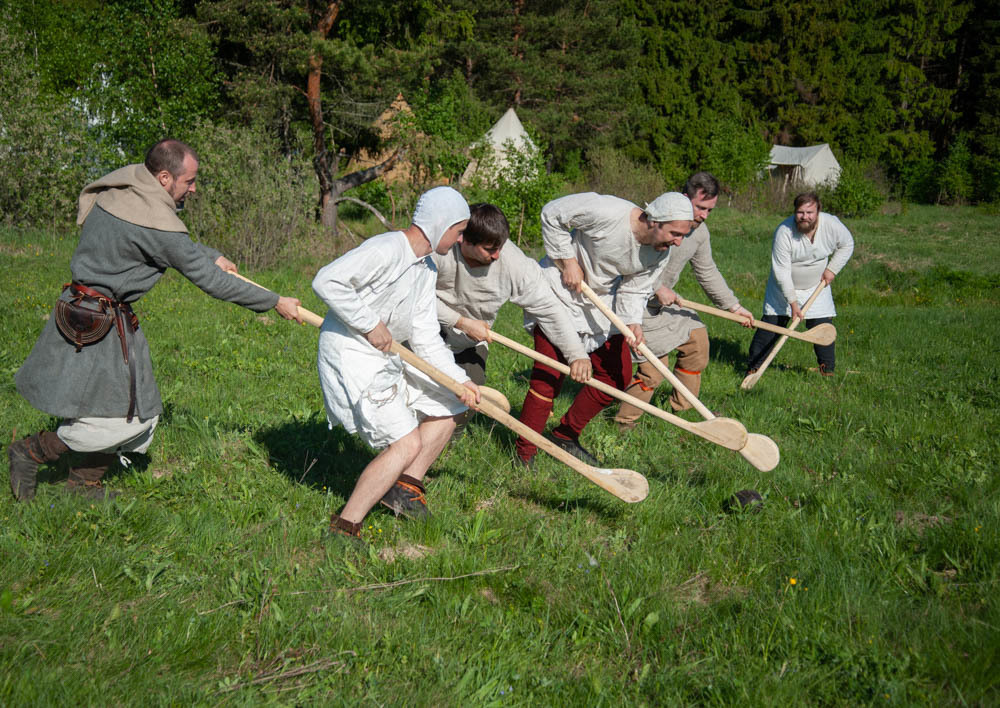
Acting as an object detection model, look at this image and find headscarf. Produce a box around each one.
[411,186,470,250]
[77,164,188,233]
[644,192,693,223]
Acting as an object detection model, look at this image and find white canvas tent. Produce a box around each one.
[460,108,539,186]
[767,144,841,189]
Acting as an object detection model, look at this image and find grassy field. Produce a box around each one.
[1,204,999,704]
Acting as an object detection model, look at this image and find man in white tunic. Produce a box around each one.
[746,192,854,376]
[433,204,592,435]
[615,172,754,428]
[515,192,693,468]
[313,187,480,539]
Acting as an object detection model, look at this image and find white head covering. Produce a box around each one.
[411,186,470,250]
[644,192,693,222]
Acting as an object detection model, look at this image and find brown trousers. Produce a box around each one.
[614,327,709,424]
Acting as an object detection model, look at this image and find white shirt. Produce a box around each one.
[763,212,854,318]
[313,232,470,443]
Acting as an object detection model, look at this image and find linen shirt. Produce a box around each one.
[432,241,587,362]
[642,222,742,356]
[763,212,854,318]
[313,232,470,444]
[538,193,669,351]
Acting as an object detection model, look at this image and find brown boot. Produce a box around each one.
[8,431,70,502]
[66,452,119,500]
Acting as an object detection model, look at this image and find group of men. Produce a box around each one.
[7,140,854,543]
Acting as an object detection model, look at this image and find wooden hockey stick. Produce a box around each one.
[674,297,836,346]
[579,282,779,472]
[740,281,827,391]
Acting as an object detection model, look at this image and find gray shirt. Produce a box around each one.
[16,205,277,419]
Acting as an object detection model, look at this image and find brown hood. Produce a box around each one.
[77,164,188,233]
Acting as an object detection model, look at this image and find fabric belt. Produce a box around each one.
[63,282,140,422]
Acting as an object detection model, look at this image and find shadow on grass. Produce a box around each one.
[708,336,749,373]
[255,416,373,500]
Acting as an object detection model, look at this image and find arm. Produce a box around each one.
[541,194,601,293]
[824,216,855,279]
[688,231,753,326]
[411,274,477,404]
[311,239,387,336]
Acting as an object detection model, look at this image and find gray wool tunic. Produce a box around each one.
[642,222,741,358]
[15,205,278,419]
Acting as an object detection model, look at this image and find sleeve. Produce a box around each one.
[311,240,385,334]
[430,251,463,329]
[771,226,797,304]
[540,193,601,261]
[410,272,470,384]
[193,242,224,264]
[144,230,278,312]
[689,232,740,311]
[506,246,588,361]
[436,298,463,329]
[826,217,855,275]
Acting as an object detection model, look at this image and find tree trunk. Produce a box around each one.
[307,1,341,225]
[321,149,404,234]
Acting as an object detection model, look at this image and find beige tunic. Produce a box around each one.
[432,241,587,362]
[642,222,741,357]
[536,193,669,352]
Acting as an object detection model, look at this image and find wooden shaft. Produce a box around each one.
[389,342,647,503]
[227,271,647,501]
[676,297,836,345]
[489,330,746,450]
[741,281,827,389]
[579,282,714,419]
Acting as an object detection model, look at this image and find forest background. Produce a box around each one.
[2,0,998,261]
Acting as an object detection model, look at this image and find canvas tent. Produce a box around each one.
[460,108,538,186]
[767,144,841,189]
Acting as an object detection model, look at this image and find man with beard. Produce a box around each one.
[615,172,754,429]
[9,139,302,501]
[746,191,854,376]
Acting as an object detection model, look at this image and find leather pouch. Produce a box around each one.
[55,296,114,351]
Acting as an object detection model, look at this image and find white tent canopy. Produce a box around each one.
[460,108,539,186]
[767,144,841,188]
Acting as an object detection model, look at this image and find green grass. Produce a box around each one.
[1,204,999,704]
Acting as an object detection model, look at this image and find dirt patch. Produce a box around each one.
[256,315,274,325]
[378,542,432,563]
[894,510,952,535]
[479,587,499,605]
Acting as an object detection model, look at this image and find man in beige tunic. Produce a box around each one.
[614,172,754,429]
[433,203,591,437]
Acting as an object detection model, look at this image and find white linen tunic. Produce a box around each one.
[535,193,670,352]
[313,232,470,449]
[432,241,588,362]
[763,213,854,318]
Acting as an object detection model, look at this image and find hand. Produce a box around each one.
[821,268,836,285]
[365,321,393,352]
[275,296,303,323]
[456,317,491,342]
[459,381,481,409]
[569,358,592,383]
[214,256,238,273]
[626,323,645,351]
[731,305,755,328]
[557,258,584,293]
[790,302,804,321]
[655,286,678,306]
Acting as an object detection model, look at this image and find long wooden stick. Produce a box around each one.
[675,297,836,346]
[579,282,779,472]
[740,281,827,391]
[488,330,747,450]
[229,272,646,502]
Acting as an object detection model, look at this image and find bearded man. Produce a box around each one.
[9,139,302,501]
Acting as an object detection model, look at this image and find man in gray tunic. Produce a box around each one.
[8,139,302,501]
[614,172,754,429]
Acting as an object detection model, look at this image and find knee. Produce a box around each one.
[678,329,710,372]
[391,430,423,466]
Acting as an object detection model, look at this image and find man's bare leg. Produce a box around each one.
[402,415,456,483]
[339,428,422,524]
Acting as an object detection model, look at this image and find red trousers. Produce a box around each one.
[515,328,632,460]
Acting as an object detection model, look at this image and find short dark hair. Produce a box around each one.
[464,203,509,248]
[793,192,821,211]
[144,139,198,177]
[683,171,720,199]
